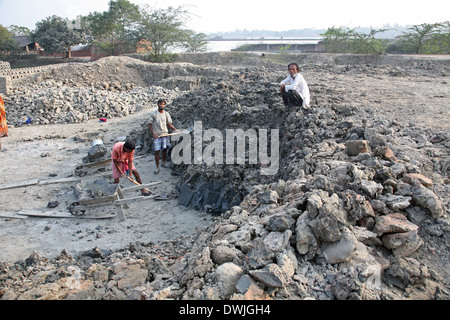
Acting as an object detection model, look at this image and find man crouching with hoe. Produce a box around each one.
[111,139,151,196]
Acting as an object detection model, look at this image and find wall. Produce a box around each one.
[0,76,9,95]
[0,62,10,94]
[0,61,71,94]
[233,43,326,53]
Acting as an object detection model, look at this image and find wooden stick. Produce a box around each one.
[124,176,153,194]
[158,129,192,138]
[121,181,162,192]
[16,211,116,219]
[0,179,39,190]
[114,195,159,205]
[0,172,112,191]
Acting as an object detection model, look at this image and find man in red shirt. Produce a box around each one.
[111,140,150,196]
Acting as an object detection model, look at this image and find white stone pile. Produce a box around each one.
[5,80,180,125]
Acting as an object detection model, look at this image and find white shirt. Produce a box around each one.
[280,73,311,107]
[149,110,172,136]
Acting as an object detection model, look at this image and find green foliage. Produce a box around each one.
[109,0,141,36]
[5,3,449,60]
[31,15,85,56]
[138,5,192,62]
[321,22,449,55]
[0,25,18,52]
[321,26,388,54]
[395,22,449,54]
[83,1,206,61]
[350,28,388,54]
[7,25,31,37]
[234,44,258,51]
[320,26,354,53]
[84,0,141,55]
[182,31,208,53]
[431,21,450,54]
[279,44,291,52]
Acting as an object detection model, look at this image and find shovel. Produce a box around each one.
[158,126,194,138]
[123,176,169,199]
[116,166,168,200]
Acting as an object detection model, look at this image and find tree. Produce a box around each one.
[31,15,85,57]
[84,0,141,56]
[321,26,389,54]
[138,5,192,61]
[321,26,354,53]
[395,22,444,54]
[350,28,388,54]
[182,30,208,53]
[108,0,141,41]
[0,25,18,52]
[7,25,31,37]
[423,21,450,54]
[82,2,206,60]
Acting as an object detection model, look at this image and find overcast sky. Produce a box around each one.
[1,0,449,34]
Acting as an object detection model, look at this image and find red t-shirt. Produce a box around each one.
[111,142,134,163]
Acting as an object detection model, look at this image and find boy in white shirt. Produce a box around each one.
[279,62,310,109]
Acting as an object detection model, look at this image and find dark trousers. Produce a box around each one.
[282,90,303,108]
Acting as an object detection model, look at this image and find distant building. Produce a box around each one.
[70,44,92,58]
[9,36,152,61]
[12,36,42,53]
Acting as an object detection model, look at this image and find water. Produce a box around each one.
[170,37,322,53]
[205,38,322,52]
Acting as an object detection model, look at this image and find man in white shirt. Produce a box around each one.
[149,99,177,174]
[279,62,311,109]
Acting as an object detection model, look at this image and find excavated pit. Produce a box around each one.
[1,53,449,300]
[153,70,291,213]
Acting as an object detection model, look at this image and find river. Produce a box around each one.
[169,37,322,53]
[205,37,322,52]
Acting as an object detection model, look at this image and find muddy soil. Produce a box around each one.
[0,109,213,262]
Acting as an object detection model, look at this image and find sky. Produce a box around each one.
[0,0,449,34]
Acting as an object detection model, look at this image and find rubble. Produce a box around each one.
[4,83,178,125]
[0,53,449,300]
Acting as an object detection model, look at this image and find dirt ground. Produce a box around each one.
[0,108,213,263]
[0,53,449,271]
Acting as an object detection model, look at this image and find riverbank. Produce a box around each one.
[0,52,448,301]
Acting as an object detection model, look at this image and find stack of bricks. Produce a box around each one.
[0,61,11,95]
[0,61,71,95]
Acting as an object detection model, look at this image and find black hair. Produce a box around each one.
[288,62,300,71]
[157,99,167,105]
[124,140,136,151]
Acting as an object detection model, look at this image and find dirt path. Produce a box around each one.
[0,109,213,262]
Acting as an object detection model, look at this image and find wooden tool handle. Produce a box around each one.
[125,176,152,194]
[116,164,152,194]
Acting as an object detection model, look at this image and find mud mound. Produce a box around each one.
[5,56,235,126]
[0,53,449,301]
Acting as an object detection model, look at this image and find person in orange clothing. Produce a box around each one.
[111,139,151,196]
[0,94,9,150]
